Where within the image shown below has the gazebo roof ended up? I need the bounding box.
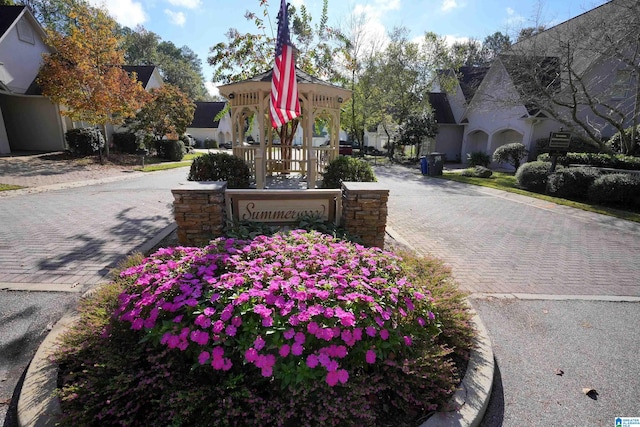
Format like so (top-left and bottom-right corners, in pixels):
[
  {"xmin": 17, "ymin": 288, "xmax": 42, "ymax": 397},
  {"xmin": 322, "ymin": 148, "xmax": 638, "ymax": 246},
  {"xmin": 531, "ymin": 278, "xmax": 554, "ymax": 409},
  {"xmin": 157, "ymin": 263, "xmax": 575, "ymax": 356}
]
[{"xmin": 218, "ymin": 68, "xmax": 351, "ymax": 101}]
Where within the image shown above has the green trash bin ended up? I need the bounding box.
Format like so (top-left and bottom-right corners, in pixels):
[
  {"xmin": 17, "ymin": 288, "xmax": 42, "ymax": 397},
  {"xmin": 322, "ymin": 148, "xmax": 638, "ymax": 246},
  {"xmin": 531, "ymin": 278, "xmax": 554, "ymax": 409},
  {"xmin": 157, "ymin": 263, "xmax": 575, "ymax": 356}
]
[{"xmin": 426, "ymin": 152, "xmax": 445, "ymax": 176}]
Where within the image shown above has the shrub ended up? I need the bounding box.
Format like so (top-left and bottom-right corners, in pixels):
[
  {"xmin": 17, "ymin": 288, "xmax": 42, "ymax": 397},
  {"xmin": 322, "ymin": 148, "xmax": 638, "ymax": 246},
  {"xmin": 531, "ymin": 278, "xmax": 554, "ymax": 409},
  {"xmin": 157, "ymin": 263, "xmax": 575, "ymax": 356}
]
[
  {"xmin": 112, "ymin": 132, "xmax": 139, "ymax": 154},
  {"xmin": 203, "ymin": 138, "xmax": 218, "ymax": 149},
  {"xmin": 65, "ymin": 127, "xmax": 105, "ymax": 156},
  {"xmin": 492, "ymin": 143, "xmax": 528, "ymax": 170},
  {"xmin": 537, "ymin": 152, "xmax": 640, "ymax": 170},
  {"xmin": 321, "ymin": 156, "xmax": 376, "ymax": 189},
  {"xmin": 546, "ymin": 167, "xmax": 601, "ymax": 200},
  {"xmin": 535, "ymin": 134, "xmax": 601, "ymax": 154},
  {"xmin": 515, "ymin": 161, "xmax": 557, "ymax": 193},
  {"xmin": 606, "ymin": 125, "xmax": 640, "ymax": 155},
  {"xmin": 55, "ymin": 231, "xmax": 474, "ymax": 426},
  {"xmin": 588, "ymin": 173, "xmax": 640, "ymax": 208},
  {"xmin": 155, "ymin": 139, "xmax": 185, "ymax": 161},
  {"xmin": 460, "ymin": 166, "xmax": 493, "ymax": 178},
  {"xmin": 188, "ymin": 152, "xmax": 251, "ymax": 188},
  {"xmin": 466, "ymin": 151, "xmax": 491, "ymax": 167}
]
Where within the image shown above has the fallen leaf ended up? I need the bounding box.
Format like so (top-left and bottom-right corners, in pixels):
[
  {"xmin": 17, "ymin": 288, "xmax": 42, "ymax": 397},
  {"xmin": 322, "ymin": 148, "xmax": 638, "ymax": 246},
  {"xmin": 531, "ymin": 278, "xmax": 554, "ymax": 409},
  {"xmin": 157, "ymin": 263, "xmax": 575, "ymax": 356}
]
[
  {"xmin": 582, "ymin": 388, "xmax": 598, "ymax": 400},
  {"xmin": 554, "ymin": 369, "xmax": 564, "ymax": 376}
]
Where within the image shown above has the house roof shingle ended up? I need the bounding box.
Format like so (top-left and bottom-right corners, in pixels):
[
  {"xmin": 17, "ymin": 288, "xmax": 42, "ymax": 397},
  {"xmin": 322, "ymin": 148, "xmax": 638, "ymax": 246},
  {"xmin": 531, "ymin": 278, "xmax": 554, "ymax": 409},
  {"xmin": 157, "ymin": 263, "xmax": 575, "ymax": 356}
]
[
  {"xmin": 122, "ymin": 65, "xmax": 157, "ymax": 89},
  {"xmin": 428, "ymin": 92, "xmax": 456, "ymax": 124},
  {"xmin": 0, "ymin": 6, "xmax": 25, "ymax": 40},
  {"xmin": 458, "ymin": 66, "xmax": 490, "ymax": 102},
  {"xmin": 189, "ymin": 102, "xmax": 226, "ymax": 128}
]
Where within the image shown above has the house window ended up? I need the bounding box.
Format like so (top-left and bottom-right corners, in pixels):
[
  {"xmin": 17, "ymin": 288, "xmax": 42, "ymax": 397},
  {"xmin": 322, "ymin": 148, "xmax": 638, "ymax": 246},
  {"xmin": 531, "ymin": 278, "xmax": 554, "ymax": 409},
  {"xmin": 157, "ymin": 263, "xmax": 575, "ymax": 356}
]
[
  {"xmin": 611, "ymin": 70, "xmax": 631, "ymax": 100},
  {"xmin": 17, "ymin": 18, "xmax": 35, "ymax": 45}
]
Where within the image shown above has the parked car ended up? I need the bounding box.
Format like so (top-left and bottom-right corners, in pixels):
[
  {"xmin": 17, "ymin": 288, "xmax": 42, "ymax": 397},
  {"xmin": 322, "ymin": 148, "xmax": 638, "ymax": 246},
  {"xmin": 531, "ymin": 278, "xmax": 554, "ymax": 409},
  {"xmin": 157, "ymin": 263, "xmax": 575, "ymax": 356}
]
[
  {"xmin": 220, "ymin": 141, "xmax": 232, "ymax": 149},
  {"xmin": 183, "ymin": 134, "xmax": 196, "ymax": 148},
  {"xmin": 363, "ymin": 146, "xmax": 384, "ymax": 156},
  {"xmin": 339, "ymin": 140, "xmax": 353, "ymax": 156}
]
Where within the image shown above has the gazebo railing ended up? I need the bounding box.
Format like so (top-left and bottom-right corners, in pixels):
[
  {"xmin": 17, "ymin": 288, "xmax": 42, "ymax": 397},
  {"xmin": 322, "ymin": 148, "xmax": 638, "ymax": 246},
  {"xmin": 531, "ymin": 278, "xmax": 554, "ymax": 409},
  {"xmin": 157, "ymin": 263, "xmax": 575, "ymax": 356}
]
[{"xmin": 233, "ymin": 146, "xmax": 256, "ymax": 177}]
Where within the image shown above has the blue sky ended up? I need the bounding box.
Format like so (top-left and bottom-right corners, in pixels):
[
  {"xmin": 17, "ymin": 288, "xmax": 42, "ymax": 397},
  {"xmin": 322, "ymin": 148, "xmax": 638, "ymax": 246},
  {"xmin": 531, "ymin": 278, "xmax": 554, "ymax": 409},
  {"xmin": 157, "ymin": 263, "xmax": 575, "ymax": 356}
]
[{"xmin": 87, "ymin": 0, "xmax": 608, "ymax": 96}]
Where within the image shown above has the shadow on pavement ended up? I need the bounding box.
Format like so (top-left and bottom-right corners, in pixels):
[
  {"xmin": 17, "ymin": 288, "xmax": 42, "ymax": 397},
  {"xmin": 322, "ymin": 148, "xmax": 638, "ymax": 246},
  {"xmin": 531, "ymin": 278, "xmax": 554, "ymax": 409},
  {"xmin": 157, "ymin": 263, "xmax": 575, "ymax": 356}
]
[{"xmin": 480, "ymin": 359, "xmax": 505, "ymax": 427}]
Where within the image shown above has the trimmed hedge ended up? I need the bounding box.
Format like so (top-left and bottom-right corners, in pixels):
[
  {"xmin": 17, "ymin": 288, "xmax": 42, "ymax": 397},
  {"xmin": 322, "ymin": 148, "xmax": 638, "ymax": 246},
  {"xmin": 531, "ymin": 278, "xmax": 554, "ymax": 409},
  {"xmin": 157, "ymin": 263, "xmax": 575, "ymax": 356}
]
[
  {"xmin": 546, "ymin": 167, "xmax": 601, "ymax": 200},
  {"xmin": 606, "ymin": 125, "xmax": 640, "ymax": 155},
  {"xmin": 492, "ymin": 143, "xmax": 528, "ymax": 170},
  {"xmin": 466, "ymin": 151, "xmax": 491, "ymax": 167},
  {"xmin": 112, "ymin": 132, "xmax": 139, "ymax": 154},
  {"xmin": 203, "ymin": 138, "xmax": 218, "ymax": 149},
  {"xmin": 537, "ymin": 152, "xmax": 640, "ymax": 170},
  {"xmin": 155, "ymin": 139, "xmax": 186, "ymax": 161},
  {"xmin": 65, "ymin": 127, "xmax": 105, "ymax": 156},
  {"xmin": 188, "ymin": 152, "xmax": 251, "ymax": 188},
  {"xmin": 588, "ymin": 173, "xmax": 640, "ymax": 208},
  {"xmin": 461, "ymin": 166, "xmax": 493, "ymax": 178},
  {"xmin": 321, "ymin": 156, "xmax": 377, "ymax": 189},
  {"xmin": 515, "ymin": 161, "xmax": 557, "ymax": 192}
]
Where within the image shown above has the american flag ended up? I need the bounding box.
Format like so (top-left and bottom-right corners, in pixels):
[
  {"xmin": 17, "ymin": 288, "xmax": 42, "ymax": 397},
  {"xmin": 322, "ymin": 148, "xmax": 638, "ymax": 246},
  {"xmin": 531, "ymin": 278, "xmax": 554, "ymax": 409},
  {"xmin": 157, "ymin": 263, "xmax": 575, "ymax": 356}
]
[{"xmin": 270, "ymin": 0, "xmax": 300, "ymax": 129}]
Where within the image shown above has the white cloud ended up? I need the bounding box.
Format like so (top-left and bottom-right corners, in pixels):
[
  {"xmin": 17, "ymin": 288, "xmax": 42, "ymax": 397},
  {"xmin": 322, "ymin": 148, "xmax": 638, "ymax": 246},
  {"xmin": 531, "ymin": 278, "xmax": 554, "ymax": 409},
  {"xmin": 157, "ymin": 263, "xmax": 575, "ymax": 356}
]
[
  {"xmin": 167, "ymin": 0, "xmax": 201, "ymax": 9},
  {"xmin": 443, "ymin": 34, "xmax": 470, "ymax": 46},
  {"xmin": 441, "ymin": 0, "xmax": 459, "ymax": 12},
  {"xmin": 87, "ymin": 0, "xmax": 147, "ymax": 27},
  {"xmin": 165, "ymin": 9, "xmax": 186, "ymax": 26},
  {"xmin": 289, "ymin": 0, "xmax": 305, "ymax": 8},
  {"xmin": 506, "ymin": 7, "xmax": 526, "ymax": 25},
  {"xmin": 205, "ymin": 82, "xmax": 220, "ymax": 98}
]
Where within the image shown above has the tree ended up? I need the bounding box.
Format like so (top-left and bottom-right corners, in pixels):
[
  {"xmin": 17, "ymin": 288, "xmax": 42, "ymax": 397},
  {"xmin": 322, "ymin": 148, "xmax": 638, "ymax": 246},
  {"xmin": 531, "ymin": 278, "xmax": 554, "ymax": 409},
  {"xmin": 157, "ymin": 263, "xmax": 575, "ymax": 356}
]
[
  {"xmin": 22, "ymin": 0, "xmax": 89, "ymax": 34},
  {"xmin": 492, "ymin": 142, "xmax": 528, "ymax": 170},
  {"xmin": 449, "ymin": 39, "xmax": 484, "ymax": 67},
  {"xmin": 120, "ymin": 27, "xmax": 208, "ymax": 100},
  {"xmin": 398, "ymin": 112, "xmax": 438, "ymax": 161},
  {"xmin": 363, "ymin": 29, "xmax": 450, "ymax": 159},
  {"xmin": 506, "ymin": 0, "xmax": 640, "ymax": 154},
  {"xmin": 208, "ymin": 0, "xmax": 345, "ymax": 84},
  {"xmin": 127, "ymin": 84, "xmax": 196, "ymax": 142},
  {"xmin": 37, "ymin": 2, "xmax": 149, "ymax": 157},
  {"xmin": 481, "ymin": 31, "xmax": 511, "ymax": 62}
]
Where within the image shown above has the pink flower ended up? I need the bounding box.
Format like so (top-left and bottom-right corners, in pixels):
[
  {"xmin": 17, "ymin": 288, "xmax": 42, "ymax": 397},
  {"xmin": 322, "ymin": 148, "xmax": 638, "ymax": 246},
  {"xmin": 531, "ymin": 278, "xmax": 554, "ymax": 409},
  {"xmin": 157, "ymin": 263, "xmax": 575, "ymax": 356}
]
[
  {"xmin": 284, "ymin": 328, "xmax": 295, "ymax": 340},
  {"xmin": 225, "ymin": 325, "xmax": 237, "ymax": 337},
  {"xmin": 366, "ymin": 350, "xmax": 376, "ymax": 364},
  {"xmin": 231, "ymin": 316, "xmax": 243, "ymax": 327},
  {"xmin": 261, "ymin": 317, "xmax": 273, "ymax": 327},
  {"xmin": 245, "ymin": 347, "xmax": 258, "ymax": 363},
  {"xmin": 294, "ymin": 332, "xmax": 306, "ymax": 344},
  {"xmin": 326, "ymin": 371, "xmax": 339, "ymax": 386},
  {"xmin": 254, "ymin": 336, "xmax": 266, "ymax": 351},
  {"xmin": 198, "ymin": 351, "xmax": 210, "ymax": 365},
  {"xmin": 337, "ymin": 369, "xmax": 349, "ymax": 384},
  {"xmin": 212, "ymin": 320, "xmax": 224, "ymax": 334},
  {"xmin": 365, "ymin": 326, "xmax": 377, "ymax": 337},
  {"xmin": 307, "ymin": 321, "xmax": 319, "ymax": 334},
  {"xmin": 306, "ymin": 354, "xmax": 319, "ymax": 368},
  {"xmin": 261, "ymin": 366, "xmax": 273, "ymax": 377},
  {"xmin": 417, "ymin": 317, "xmax": 426, "ymax": 327},
  {"xmin": 279, "ymin": 344, "xmax": 291, "ymax": 357},
  {"xmin": 404, "ymin": 335, "xmax": 412, "ymax": 346},
  {"xmin": 428, "ymin": 311, "xmax": 436, "ymax": 320},
  {"xmin": 291, "ymin": 342, "xmax": 304, "ymax": 356},
  {"xmin": 379, "ymin": 329, "xmax": 389, "ymax": 340}
]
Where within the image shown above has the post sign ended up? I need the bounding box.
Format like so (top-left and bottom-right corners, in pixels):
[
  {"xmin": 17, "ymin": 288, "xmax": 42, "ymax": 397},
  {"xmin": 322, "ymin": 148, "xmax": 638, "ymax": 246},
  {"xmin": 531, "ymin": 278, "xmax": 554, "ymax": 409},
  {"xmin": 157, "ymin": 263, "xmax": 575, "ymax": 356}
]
[
  {"xmin": 548, "ymin": 131, "xmax": 571, "ymax": 156},
  {"xmin": 225, "ymin": 189, "xmax": 341, "ymax": 225}
]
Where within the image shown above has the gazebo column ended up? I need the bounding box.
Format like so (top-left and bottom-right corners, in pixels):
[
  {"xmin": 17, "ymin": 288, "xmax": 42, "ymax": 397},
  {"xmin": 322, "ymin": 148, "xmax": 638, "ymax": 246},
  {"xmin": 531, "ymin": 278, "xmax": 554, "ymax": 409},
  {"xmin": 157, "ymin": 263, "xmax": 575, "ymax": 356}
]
[
  {"xmin": 303, "ymin": 93, "xmax": 316, "ymax": 189},
  {"xmin": 256, "ymin": 91, "xmax": 267, "ymax": 189}
]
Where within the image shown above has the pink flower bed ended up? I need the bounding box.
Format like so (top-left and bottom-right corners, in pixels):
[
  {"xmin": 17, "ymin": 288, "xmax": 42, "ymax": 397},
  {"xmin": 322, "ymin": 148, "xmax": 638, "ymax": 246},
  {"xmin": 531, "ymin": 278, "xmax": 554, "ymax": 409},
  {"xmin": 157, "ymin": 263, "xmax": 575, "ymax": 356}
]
[{"xmin": 116, "ymin": 230, "xmax": 439, "ymax": 388}]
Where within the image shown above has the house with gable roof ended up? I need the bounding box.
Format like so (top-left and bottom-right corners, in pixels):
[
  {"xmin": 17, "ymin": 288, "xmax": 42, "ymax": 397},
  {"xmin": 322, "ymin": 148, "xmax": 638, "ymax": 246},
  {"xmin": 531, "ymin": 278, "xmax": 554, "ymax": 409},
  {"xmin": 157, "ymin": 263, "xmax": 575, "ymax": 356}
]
[
  {"xmin": 429, "ymin": 0, "xmax": 638, "ymax": 167},
  {"xmin": 0, "ymin": 5, "xmax": 64, "ymax": 154},
  {"xmin": 186, "ymin": 101, "xmax": 232, "ymax": 146}
]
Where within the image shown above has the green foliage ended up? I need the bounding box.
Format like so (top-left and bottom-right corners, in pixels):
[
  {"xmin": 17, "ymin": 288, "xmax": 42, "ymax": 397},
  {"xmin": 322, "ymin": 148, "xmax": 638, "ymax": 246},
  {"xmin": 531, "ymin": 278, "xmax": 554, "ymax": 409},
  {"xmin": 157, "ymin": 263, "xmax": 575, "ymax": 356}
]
[
  {"xmin": 606, "ymin": 124, "xmax": 640, "ymax": 155},
  {"xmin": 535, "ymin": 134, "xmax": 601, "ymax": 155},
  {"xmin": 466, "ymin": 151, "xmax": 491, "ymax": 167},
  {"xmin": 154, "ymin": 139, "xmax": 185, "ymax": 161},
  {"xmin": 321, "ymin": 156, "xmax": 377, "ymax": 189},
  {"xmin": 128, "ymin": 84, "xmax": 196, "ymax": 141},
  {"xmin": 546, "ymin": 167, "xmax": 601, "ymax": 200},
  {"xmin": 515, "ymin": 161, "xmax": 556, "ymax": 192},
  {"xmin": 203, "ymin": 138, "xmax": 218, "ymax": 149},
  {"xmin": 398, "ymin": 112, "xmax": 438, "ymax": 147},
  {"xmin": 460, "ymin": 166, "xmax": 493, "ymax": 178},
  {"xmin": 187, "ymin": 152, "xmax": 251, "ymax": 188},
  {"xmin": 65, "ymin": 127, "xmax": 105, "ymax": 156},
  {"xmin": 537, "ymin": 152, "xmax": 640, "ymax": 170},
  {"xmin": 112, "ymin": 132, "xmax": 139, "ymax": 154},
  {"xmin": 492, "ymin": 143, "xmax": 528, "ymax": 170},
  {"xmin": 225, "ymin": 215, "xmax": 361, "ymax": 244},
  {"xmin": 588, "ymin": 173, "xmax": 640, "ymax": 208}
]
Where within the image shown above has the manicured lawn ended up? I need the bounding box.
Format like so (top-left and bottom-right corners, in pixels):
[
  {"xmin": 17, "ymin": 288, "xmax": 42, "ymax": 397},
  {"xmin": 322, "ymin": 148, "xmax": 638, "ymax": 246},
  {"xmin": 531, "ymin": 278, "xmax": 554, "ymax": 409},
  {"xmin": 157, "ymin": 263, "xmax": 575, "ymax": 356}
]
[
  {"xmin": 140, "ymin": 151, "xmax": 204, "ymax": 172},
  {"xmin": 439, "ymin": 171, "xmax": 640, "ymax": 223}
]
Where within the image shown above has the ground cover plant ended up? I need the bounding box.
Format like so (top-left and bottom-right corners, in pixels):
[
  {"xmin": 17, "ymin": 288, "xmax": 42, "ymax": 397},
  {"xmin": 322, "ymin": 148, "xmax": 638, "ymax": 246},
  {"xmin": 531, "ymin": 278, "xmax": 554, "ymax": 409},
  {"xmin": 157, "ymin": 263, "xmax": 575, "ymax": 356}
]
[{"xmin": 54, "ymin": 230, "xmax": 475, "ymax": 426}]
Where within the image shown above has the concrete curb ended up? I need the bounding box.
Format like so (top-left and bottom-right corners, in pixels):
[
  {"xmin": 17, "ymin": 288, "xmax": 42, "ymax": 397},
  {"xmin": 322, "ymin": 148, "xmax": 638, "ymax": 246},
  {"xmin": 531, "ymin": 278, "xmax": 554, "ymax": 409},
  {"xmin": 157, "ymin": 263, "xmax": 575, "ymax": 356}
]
[{"xmin": 387, "ymin": 225, "xmax": 495, "ymax": 427}]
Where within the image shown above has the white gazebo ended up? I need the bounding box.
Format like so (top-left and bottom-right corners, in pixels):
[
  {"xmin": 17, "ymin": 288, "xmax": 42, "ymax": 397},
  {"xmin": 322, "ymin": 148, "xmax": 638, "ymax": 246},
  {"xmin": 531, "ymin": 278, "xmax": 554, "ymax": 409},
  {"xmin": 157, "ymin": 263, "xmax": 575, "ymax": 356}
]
[{"xmin": 218, "ymin": 68, "xmax": 352, "ymax": 189}]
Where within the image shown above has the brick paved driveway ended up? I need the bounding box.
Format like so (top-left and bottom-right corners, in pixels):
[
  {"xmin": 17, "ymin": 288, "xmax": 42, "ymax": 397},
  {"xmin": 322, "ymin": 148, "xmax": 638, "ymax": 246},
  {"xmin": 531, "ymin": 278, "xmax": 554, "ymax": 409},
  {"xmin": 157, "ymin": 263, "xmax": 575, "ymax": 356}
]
[{"xmin": 375, "ymin": 164, "xmax": 640, "ymax": 297}]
